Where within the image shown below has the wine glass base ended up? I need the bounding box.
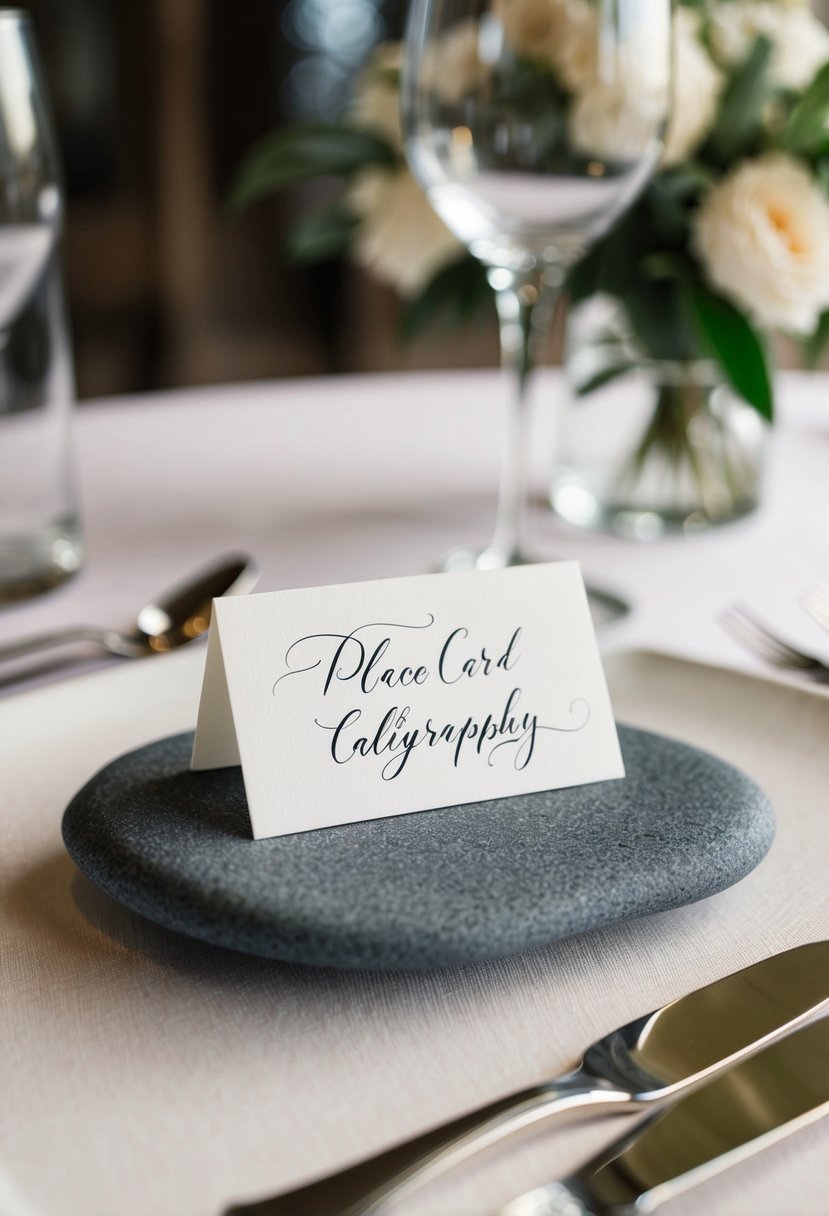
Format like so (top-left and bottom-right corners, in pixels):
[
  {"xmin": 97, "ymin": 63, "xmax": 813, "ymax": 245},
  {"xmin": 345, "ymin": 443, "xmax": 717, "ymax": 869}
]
[
  {"xmin": 441, "ymin": 544, "xmax": 529, "ymax": 572},
  {"xmin": 439, "ymin": 544, "xmax": 630, "ymax": 627}
]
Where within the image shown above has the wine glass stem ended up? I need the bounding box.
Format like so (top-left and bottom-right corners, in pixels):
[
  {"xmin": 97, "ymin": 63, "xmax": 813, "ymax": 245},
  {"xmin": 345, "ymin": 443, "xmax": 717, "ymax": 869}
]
[{"xmin": 487, "ymin": 266, "xmax": 563, "ymax": 562}]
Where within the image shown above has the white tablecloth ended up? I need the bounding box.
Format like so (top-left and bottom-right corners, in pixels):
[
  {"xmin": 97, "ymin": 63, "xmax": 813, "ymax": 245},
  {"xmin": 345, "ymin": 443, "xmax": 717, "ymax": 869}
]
[
  {"xmin": 2, "ymin": 368, "xmax": 827, "ymax": 682},
  {"xmin": 1, "ymin": 369, "xmax": 828, "ymax": 1216}
]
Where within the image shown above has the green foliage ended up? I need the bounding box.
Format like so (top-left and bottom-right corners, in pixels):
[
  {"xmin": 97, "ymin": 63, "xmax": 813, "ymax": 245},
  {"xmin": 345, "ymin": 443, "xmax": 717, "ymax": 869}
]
[
  {"xmin": 684, "ymin": 278, "xmax": 774, "ymax": 419},
  {"xmin": 400, "ymin": 256, "xmax": 491, "ymax": 342},
  {"xmin": 815, "ymin": 157, "xmax": 829, "ymax": 194},
  {"xmin": 705, "ymin": 36, "xmax": 773, "ymax": 164},
  {"xmin": 567, "ymin": 29, "xmax": 783, "ymax": 423},
  {"xmin": 283, "ymin": 203, "xmax": 359, "ymax": 263},
  {"xmin": 625, "ymin": 278, "xmax": 695, "ymax": 365},
  {"xmin": 780, "ymin": 61, "xmax": 829, "ymax": 155},
  {"xmin": 802, "ymin": 309, "xmax": 829, "ymax": 368},
  {"xmin": 228, "ymin": 12, "xmax": 825, "ymax": 399},
  {"xmin": 228, "ymin": 124, "xmax": 396, "ymax": 211},
  {"xmin": 577, "ymin": 236, "xmax": 774, "ymax": 418},
  {"xmin": 647, "ymin": 164, "xmax": 716, "ymax": 242},
  {"xmin": 573, "ymin": 360, "xmax": 638, "ymax": 396},
  {"xmin": 569, "ymin": 203, "xmax": 696, "ymax": 365}
]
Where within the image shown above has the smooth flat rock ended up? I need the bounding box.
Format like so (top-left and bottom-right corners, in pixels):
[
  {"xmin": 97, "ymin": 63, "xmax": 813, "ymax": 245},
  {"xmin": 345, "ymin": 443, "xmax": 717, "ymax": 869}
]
[{"xmin": 61, "ymin": 726, "xmax": 774, "ymax": 970}]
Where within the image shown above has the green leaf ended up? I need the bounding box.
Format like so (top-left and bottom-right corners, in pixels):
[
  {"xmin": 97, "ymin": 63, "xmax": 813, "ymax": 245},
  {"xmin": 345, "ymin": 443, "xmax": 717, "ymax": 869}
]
[
  {"xmin": 802, "ymin": 308, "xmax": 829, "ymax": 368},
  {"xmin": 568, "ymin": 200, "xmax": 646, "ymax": 304},
  {"xmin": 646, "ymin": 165, "xmax": 715, "ymax": 243},
  {"xmin": 639, "ymin": 251, "xmax": 691, "ymax": 281},
  {"xmin": 400, "ymin": 256, "xmax": 491, "ymax": 342},
  {"xmin": 652, "ymin": 163, "xmax": 716, "ymax": 201},
  {"xmin": 780, "ymin": 60, "xmax": 829, "ymax": 154},
  {"xmin": 283, "ymin": 202, "xmax": 358, "ymax": 263},
  {"xmin": 815, "ymin": 157, "xmax": 829, "ymax": 193},
  {"xmin": 569, "ymin": 218, "xmax": 697, "ymax": 363},
  {"xmin": 228, "ymin": 124, "xmax": 397, "ymax": 211},
  {"xmin": 574, "ymin": 360, "xmax": 637, "ymax": 396},
  {"xmin": 707, "ymin": 36, "xmax": 773, "ymax": 163},
  {"xmin": 596, "ymin": 207, "xmax": 650, "ymax": 298},
  {"xmin": 566, "ymin": 246, "xmax": 603, "ymax": 305},
  {"xmin": 684, "ymin": 279, "xmax": 774, "ymax": 420},
  {"xmin": 625, "ymin": 278, "xmax": 695, "ymax": 363}
]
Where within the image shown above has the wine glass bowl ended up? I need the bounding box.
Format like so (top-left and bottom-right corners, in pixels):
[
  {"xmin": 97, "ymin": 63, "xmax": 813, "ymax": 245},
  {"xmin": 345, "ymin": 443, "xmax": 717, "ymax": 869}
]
[
  {"xmin": 405, "ymin": 6, "xmax": 668, "ymax": 266},
  {"xmin": 401, "ymin": 0, "xmax": 671, "ymax": 590}
]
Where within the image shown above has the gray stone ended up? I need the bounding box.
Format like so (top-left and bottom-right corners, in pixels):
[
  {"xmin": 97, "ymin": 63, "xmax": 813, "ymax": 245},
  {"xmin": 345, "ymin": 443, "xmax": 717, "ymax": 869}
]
[{"xmin": 61, "ymin": 726, "xmax": 775, "ymax": 970}]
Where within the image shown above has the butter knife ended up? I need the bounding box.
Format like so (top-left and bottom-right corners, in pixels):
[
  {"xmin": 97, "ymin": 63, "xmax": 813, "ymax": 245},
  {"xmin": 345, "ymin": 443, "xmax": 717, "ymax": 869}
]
[
  {"xmin": 499, "ymin": 1012, "xmax": 829, "ymax": 1215},
  {"xmin": 225, "ymin": 941, "xmax": 829, "ymax": 1216}
]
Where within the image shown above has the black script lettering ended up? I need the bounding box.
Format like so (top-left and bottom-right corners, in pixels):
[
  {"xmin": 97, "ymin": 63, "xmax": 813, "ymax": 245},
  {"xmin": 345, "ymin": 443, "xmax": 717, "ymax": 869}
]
[
  {"xmin": 497, "ymin": 628, "xmax": 522, "ymax": 671},
  {"xmin": 315, "ymin": 708, "xmax": 363, "ymax": 764},
  {"xmin": 273, "ymin": 616, "xmax": 435, "ymax": 697},
  {"xmin": 324, "ymin": 705, "xmax": 425, "ymax": 781},
  {"xmin": 362, "ymin": 640, "xmax": 431, "ymax": 694},
  {"xmin": 360, "ymin": 637, "xmax": 390, "ymax": 694},
  {"xmin": 438, "ymin": 625, "xmax": 523, "ymax": 684},
  {"xmin": 379, "ymin": 664, "xmax": 428, "ymax": 690},
  {"xmin": 489, "ymin": 696, "xmax": 591, "ymax": 770},
  {"xmin": 438, "ymin": 627, "xmax": 467, "ymax": 684}
]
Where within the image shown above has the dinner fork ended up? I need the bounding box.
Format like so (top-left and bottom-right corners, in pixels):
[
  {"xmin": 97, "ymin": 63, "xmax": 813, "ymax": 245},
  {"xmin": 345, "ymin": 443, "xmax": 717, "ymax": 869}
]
[
  {"xmin": 802, "ymin": 583, "xmax": 829, "ymax": 633},
  {"xmin": 720, "ymin": 603, "xmax": 829, "ymax": 677}
]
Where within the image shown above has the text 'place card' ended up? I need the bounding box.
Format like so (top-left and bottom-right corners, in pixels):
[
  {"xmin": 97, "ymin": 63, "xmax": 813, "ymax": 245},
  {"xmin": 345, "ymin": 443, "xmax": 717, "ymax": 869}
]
[{"xmin": 191, "ymin": 562, "xmax": 624, "ymax": 839}]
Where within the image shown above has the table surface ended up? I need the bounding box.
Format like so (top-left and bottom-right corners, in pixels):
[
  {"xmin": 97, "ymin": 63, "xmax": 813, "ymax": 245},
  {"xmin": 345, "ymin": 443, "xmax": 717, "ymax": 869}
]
[
  {"xmin": 1, "ymin": 368, "xmax": 828, "ymax": 1216},
  {"xmin": 2, "ymin": 367, "xmax": 828, "ymax": 682}
]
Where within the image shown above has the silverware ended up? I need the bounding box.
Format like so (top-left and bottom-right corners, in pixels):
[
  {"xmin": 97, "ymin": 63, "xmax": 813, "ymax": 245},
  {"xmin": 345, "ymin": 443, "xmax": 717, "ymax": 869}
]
[
  {"xmin": 802, "ymin": 583, "xmax": 829, "ymax": 634},
  {"xmin": 0, "ymin": 552, "xmax": 259, "ymax": 664},
  {"xmin": 498, "ymin": 1012, "xmax": 829, "ymax": 1216},
  {"xmin": 720, "ymin": 603, "xmax": 829, "ymax": 677},
  {"xmin": 224, "ymin": 941, "xmax": 829, "ymax": 1216}
]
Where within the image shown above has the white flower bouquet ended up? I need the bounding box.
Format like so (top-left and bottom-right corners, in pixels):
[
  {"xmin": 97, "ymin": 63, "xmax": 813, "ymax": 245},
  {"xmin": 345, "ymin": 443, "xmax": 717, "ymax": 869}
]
[
  {"xmin": 234, "ymin": 0, "xmax": 829, "ymax": 420},
  {"xmin": 568, "ymin": 0, "xmax": 829, "ymax": 421}
]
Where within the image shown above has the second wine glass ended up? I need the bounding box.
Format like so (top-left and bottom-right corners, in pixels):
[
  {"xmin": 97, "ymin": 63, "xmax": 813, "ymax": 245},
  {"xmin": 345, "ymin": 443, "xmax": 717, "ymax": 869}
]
[{"xmin": 401, "ymin": 0, "xmax": 671, "ymax": 603}]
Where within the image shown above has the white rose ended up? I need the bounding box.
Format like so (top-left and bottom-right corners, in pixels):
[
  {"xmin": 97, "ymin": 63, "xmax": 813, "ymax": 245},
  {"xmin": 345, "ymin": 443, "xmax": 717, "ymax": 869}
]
[
  {"xmin": 567, "ymin": 7, "xmax": 670, "ymax": 162},
  {"xmin": 493, "ymin": 0, "xmax": 598, "ymax": 90},
  {"xmin": 493, "ymin": 0, "xmax": 561, "ymax": 59},
  {"xmin": 426, "ymin": 19, "xmax": 485, "ymax": 105},
  {"xmin": 693, "ymin": 152, "xmax": 829, "ymax": 333},
  {"xmin": 347, "ymin": 39, "xmax": 467, "ymax": 296},
  {"xmin": 347, "ymin": 167, "xmax": 462, "ymax": 296},
  {"xmin": 569, "ymin": 84, "xmax": 665, "ymax": 161},
  {"xmin": 709, "ymin": 2, "xmax": 829, "ymax": 90},
  {"xmin": 350, "ymin": 43, "xmax": 403, "ymax": 148},
  {"xmin": 662, "ymin": 9, "xmax": 724, "ymax": 168},
  {"xmin": 550, "ymin": 0, "xmax": 599, "ymax": 91}
]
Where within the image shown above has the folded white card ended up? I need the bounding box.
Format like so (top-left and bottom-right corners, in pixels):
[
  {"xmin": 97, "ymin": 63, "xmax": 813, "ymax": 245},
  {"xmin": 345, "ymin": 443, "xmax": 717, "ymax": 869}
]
[{"xmin": 192, "ymin": 562, "xmax": 624, "ymax": 839}]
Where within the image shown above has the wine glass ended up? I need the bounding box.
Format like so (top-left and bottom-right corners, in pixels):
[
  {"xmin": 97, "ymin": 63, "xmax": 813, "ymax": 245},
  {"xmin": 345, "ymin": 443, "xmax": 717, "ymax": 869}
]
[
  {"xmin": 0, "ymin": 10, "xmax": 82, "ymax": 601},
  {"xmin": 401, "ymin": 0, "xmax": 671, "ymax": 614}
]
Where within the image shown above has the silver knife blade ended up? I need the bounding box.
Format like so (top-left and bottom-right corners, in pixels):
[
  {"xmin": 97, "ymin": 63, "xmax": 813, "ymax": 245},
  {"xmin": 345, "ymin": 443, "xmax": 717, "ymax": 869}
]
[
  {"xmin": 224, "ymin": 942, "xmax": 829, "ymax": 1216},
  {"xmin": 500, "ymin": 1014, "xmax": 829, "ymax": 1216}
]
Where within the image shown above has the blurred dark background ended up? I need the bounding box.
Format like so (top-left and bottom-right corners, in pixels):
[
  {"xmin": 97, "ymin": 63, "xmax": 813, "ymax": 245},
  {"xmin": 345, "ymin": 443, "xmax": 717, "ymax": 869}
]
[{"xmin": 26, "ymin": 0, "xmax": 498, "ymax": 401}]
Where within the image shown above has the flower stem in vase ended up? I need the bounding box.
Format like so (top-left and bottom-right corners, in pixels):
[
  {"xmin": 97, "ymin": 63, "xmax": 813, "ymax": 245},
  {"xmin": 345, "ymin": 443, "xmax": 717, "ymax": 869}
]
[{"xmin": 612, "ymin": 365, "xmax": 766, "ymax": 532}]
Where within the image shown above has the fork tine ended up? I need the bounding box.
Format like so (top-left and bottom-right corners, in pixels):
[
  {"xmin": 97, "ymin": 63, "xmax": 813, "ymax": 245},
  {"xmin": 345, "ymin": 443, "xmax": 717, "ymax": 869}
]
[
  {"xmin": 728, "ymin": 606, "xmax": 815, "ymax": 665},
  {"xmin": 802, "ymin": 583, "xmax": 829, "ymax": 633},
  {"xmin": 721, "ymin": 604, "xmax": 828, "ymax": 672},
  {"xmin": 732, "ymin": 611, "xmax": 824, "ymax": 669}
]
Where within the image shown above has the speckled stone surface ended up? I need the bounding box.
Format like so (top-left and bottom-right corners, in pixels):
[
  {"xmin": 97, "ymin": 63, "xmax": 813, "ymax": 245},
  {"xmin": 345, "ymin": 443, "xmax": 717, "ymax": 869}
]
[{"xmin": 61, "ymin": 726, "xmax": 775, "ymax": 970}]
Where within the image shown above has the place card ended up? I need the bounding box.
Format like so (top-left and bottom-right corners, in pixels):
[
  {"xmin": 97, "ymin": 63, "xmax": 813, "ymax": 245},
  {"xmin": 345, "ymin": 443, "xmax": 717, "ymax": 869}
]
[{"xmin": 191, "ymin": 562, "xmax": 624, "ymax": 839}]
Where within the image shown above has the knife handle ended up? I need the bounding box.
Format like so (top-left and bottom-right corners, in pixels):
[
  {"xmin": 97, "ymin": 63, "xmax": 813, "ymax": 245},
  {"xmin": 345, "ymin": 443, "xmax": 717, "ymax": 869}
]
[{"xmin": 225, "ymin": 1070, "xmax": 630, "ymax": 1216}]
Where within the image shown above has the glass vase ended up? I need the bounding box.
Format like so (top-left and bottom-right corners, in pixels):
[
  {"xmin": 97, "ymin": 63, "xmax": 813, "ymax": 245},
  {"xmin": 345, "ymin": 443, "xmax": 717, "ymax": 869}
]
[{"xmin": 550, "ymin": 299, "xmax": 768, "ymax": 540}]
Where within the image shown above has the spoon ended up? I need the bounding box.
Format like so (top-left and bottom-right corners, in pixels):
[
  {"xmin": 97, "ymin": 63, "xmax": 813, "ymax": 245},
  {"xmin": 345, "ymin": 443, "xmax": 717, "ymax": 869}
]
[{"xmin": 0, "ymin": 553, "xmax": 260, "ymax": 664}]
